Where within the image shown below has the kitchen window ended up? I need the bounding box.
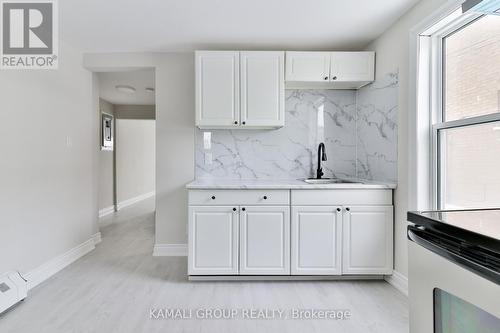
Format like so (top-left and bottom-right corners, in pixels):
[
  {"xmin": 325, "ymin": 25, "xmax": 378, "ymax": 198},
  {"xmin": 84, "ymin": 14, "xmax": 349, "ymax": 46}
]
[{"xmin": 431, "ymin": 14, "xmax": 500, "ymax": 209}]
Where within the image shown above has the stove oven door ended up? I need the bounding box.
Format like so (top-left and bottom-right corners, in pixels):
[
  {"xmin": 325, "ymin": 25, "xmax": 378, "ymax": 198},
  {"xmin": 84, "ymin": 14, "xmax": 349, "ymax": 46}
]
[{"xmin": 408, "ymin": 228, "xmax": 500, "ymax": 333}]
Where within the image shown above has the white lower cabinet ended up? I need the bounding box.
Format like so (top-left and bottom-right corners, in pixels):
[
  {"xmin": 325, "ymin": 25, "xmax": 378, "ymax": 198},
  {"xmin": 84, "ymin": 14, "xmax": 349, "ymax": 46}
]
[
  {"xmin": 342, "ymin": 206, "xmax": 393, "ymax": 275},
  {"xmin": 188, "ymin": 206, "xmax": 239, "ymax": 275},
  {"xmin": 188, "ymin": 189, "xmax": 393, "ymax": 278},
  {"xmin": 291, "ymin": 206, "xmax": 342, "ymax": 275},
  {"xmin": 240, "ymin": 206, "xmax": 290, "ymax": 275}
]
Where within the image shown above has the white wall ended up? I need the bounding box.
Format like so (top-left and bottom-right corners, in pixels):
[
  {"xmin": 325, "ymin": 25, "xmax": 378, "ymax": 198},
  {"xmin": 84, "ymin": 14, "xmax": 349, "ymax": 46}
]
[
  {"xmin": 116, "ymin": 119, "xmax": 156, "ymax": 204},
  {"xmin": 0, "ymin": 41, "xmax": 98, "ymax": 275},
  {"xmin": 365, "ymin": 0, "xmax": 449, "ymax": 278},
  {"xmin": 98, "ymin": 98, "xmax": 115, "ymax": 211},
  {"xmin": 155, "ymin": 54, "xmax": 195, "ymax": 246}
]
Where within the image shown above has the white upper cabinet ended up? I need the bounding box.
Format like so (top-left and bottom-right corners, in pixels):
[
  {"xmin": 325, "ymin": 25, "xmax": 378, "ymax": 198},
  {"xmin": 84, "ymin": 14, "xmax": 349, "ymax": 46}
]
[
  {"xmin": 196, "ymin": 51, "xmax": 240, "ymax": 128},
  {"xmin": 285, "ymin": 51, "xmax": 375, "ymax": 89},
  {"xmin": 196, "ymin": 51, "xmax": 285, "ymax": 129},
  {"xmin": 240, "ymin": 52, "xmax": 285, "ymax": 128},
  {"xmin": 285, "ymin": 52, "xmax": 331, "ymax": 82},
  {"xmin": 330, "ymin": 52, "xmax": 374, "ymax": 82}
]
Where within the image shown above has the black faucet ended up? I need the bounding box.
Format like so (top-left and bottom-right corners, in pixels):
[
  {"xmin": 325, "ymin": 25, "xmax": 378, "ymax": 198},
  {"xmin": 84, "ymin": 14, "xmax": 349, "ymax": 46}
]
[{"xmin": 316, "ymin": 142, "xmax": 327, "ymax": 179}]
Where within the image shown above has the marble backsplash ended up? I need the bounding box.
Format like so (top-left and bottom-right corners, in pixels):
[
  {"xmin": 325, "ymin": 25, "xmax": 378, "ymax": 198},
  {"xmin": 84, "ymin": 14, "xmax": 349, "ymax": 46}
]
[
  {"xmin": 195, "ymin": 71, "xmax": 398, "ymax": 182},
  {"xmin": 356, "ymin": 71, "xmax": 398, "ymax": 182}
]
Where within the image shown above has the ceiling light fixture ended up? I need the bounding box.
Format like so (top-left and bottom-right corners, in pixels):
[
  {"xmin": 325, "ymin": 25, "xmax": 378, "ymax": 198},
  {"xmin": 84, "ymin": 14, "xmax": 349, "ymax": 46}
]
[
  {"xmin": 145, "ymin": 87, "xmax": 155, "ymax": 93},
  {"xmin": 115, "ymin": 85, "xmax": 136, "ymax": 94}
]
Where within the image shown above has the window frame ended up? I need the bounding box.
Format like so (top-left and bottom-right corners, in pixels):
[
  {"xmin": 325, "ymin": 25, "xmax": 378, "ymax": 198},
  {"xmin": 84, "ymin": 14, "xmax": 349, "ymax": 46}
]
[{"xmin": 429, "ymin": 13, "xmax": 500, "ymax": 209}]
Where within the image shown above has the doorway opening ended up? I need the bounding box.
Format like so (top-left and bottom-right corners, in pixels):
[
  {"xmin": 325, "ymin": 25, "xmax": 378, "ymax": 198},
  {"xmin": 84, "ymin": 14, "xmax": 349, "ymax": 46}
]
[{"xmin": 96, "ymin": 68, "xmax": 156, "ymax": 226}]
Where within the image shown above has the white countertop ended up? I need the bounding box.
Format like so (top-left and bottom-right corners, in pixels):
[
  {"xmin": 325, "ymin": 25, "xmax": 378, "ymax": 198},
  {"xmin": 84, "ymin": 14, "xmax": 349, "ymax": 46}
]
[{"xmin": 186, "ymin": 179, "xmax": 397, "ymax": 190}]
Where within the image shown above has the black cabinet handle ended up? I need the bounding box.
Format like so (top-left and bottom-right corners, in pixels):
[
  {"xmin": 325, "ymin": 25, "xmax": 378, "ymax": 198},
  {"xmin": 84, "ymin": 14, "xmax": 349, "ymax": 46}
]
[
  {"xmin": 263, "ymin": 196, "xmax": 267, "ymax": 200},
  {"xmin": 242, "ymin": 207, "xmax": 246, "ymax": 211},
  {"xmin": 234, "ymin": 121, "xmax": 238, "ymax": 125},
  {"xmin": 346, "ymin": 207, "xmax": 350, "ymax": 212},
  {"xmin": 332, "ymin": 76, "xmax": 337, "ymax": 80},
  {"xmin": 233, "ymin": 207, "xmax": 237, "ymax": 212},
  {"xmin": 337, "ymin": 208, "xmax": 341, "ymax": 212},
  {"xmin": 324, "ymin": 76, "xmax": 329, "ymax": 80},
  {"xmin": 211, "ymin": 196, "xmax": 216, "ymax": 200},
  {"xmin": 242, "ymin": 121, "xmax": 246, "ymax": 125}
]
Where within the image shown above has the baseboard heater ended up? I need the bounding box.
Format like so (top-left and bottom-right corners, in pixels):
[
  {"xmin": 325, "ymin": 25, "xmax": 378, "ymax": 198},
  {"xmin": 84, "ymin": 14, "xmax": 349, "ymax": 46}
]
[{"xmin": 0, "ymin": 271, "xmax": 27, "ymax": 314}]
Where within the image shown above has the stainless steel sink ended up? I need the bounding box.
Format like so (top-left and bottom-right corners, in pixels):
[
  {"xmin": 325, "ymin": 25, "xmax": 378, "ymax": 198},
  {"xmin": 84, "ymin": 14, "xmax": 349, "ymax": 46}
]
[{"xmin": 303, "ymin": 178, "xmax": 360, "ymax": 184}]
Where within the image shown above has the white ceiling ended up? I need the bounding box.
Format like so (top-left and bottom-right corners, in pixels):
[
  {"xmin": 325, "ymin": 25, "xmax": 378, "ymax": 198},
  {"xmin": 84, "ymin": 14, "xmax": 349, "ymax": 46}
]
[
  {"xmin": 61, "ymin": 0, "xmax": 420, "ymax": 52},
  {"xmin": 98, "ymin": 69, "xmax": 155, "ymax": 105}
]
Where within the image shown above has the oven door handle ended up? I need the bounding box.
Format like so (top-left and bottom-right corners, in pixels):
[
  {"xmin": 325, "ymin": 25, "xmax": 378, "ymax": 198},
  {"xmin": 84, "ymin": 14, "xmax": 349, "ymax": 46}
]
[{"xmin": 408, "ymin": 227, "xmax": 500, "ymax": 285}]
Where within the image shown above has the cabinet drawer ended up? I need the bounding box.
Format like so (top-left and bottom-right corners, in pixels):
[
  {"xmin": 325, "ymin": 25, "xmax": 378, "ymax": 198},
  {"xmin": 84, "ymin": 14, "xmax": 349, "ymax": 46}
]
[
  {"xmin": 189, "ymin": 190, "xmax": 290, "ymax": 206},
  {"xmin": 291, "ymin": 189, "xmax": 392, "ymax": 206}
]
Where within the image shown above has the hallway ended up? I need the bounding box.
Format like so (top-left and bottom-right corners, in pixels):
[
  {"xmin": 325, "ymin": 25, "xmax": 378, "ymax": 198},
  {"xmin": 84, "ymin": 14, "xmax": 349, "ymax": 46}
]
[{"xmin": 0, "ymin": 198, "xmax": 408, "ymax": 333}]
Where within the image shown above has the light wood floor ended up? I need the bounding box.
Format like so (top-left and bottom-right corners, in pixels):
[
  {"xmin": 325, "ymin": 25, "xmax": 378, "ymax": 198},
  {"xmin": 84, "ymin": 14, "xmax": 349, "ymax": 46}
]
[{"xmin": 0, "ymin": 198, "xmax": 409, "ymax": 333}]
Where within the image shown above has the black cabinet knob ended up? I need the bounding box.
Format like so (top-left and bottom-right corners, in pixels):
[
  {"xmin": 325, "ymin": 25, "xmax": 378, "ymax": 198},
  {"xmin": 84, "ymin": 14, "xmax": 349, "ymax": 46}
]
[
  {"xmin": 346, "ymin": 207, "xmax": 350, "ymax": 212},
  {"xmin": 242, "ymin": 121, "xmax": 246, "ymax": 125},
  {"xmin": 337, "ymin": 208, "xmax": 341, "ymax": 212},
  {"xmin": 211, "ymin": 196, "xmax": 216, "ymax": 200},
  {"xmin": 233, "ymin": 207, "xmax": 237, "ymax": 211},
  {"xmin": 324, "ymin": 76, "xmax": 329, "ymax": 80},
  {"xmin": 263, "ymin": 196, "xmax": 267, "ymax": 200},
  {"xmin": 332, "ymin": 76, "xmax": 337, "ymax": 80},
  {"xmin": 241, "ymin": 207, "xmax": 246, "ymax": 211}
]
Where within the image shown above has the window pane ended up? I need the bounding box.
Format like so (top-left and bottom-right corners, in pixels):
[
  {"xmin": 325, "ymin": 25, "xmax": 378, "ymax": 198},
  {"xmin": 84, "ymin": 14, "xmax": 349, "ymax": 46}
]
[
  {"xmin": 439, "ymin": 121, "xmax": 500, "ymax": 209},
  {"xmin": 444, "ymin": 15, "xmax": 500, "ymax": 121}
]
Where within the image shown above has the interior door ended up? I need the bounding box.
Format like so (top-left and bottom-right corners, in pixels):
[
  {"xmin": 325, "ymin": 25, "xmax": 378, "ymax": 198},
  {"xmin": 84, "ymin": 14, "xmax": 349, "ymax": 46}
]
[
  {"xmin": 188, "ymin": 206, "xmax": 239, "ymax": 275},
  {"xmin": 195, "ymin": 51, "xmax": 240, "ymax": 127},
  {"xmin": 291, "ymin": 206, "xmax": 342, "ymax": 275},
  {"xmin": 285, "ymin": 52, "xmax": 331, "ymax": 82},
  {"xmin": 342, "ymin": 205, "xmax": 393, "ymax": 274},
  {"xmin": 240, "ymin": 51, "xmax": 284, "ymax": 128},
  {"xmin": 239, "ymin": 206, "xmax": 290, "ymax": 275},
  {"xmin": 329, "ymin": 52, "xmax": 375, "ymax": 82}
]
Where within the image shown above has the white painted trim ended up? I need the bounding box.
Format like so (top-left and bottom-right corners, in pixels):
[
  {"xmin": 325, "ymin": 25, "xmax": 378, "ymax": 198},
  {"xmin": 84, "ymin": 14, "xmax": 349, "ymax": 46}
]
[
  {"xmin": 92, "ymin": 232, "xmax": 102, "ymax": 245},
  {"xmin": 407, "ymin": 0, "xmax": 464, "ymax": 211},
  {"xmin": 24, "ymin": 237, "xmax": 96, "ymax": 290},
  {"xmin": 384, "ymin": 270, "xmax": 408, "ymax": 296},
  {"xmin": 98, "ymin": 205, "xmax": 115, "ymax": 218},
  {"xmin": 153, "ymin": 243, "xmax": 188, "ymax": 257},
  {"xmin": 117, "ymin": 191, "xmax": 155, "ymax": 211}
]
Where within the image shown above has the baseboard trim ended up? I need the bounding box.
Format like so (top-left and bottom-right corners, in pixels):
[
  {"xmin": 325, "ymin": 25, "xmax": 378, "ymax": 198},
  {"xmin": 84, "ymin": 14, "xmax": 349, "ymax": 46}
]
[
  {"xmin": 153, "ymin": 243, "xmax": 188, "ymax": 257},
  {"xmin": 117, "ymin": 191, "xmax": 155, "ymax": 211},
  {"xmin": 384, "ymin": 270, "xmax": 408, "ymax": 296},
  {"xmin": 98, "ymin": 206, "xmax": 115, "ymax": 218},
  {"xmin": 92, "ymin": 232, "xmax": 102, "ymax": 245},
  {"xmin": 24, "ymin": 234, "xmax": 101, "ymax": 291}
]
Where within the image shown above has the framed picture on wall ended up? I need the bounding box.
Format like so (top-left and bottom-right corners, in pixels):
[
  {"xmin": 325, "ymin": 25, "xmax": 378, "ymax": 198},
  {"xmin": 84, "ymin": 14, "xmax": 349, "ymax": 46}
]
[{"xmin": 101, "ymin": 112, "xmax": 114, "ymax": 151}]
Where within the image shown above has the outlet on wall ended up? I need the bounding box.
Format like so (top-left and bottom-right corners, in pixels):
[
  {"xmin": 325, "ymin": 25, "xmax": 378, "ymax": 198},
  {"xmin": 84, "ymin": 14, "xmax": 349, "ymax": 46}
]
[{"xmin": 66, "ymin": 136, "xmax": 73, "ymax": 148}]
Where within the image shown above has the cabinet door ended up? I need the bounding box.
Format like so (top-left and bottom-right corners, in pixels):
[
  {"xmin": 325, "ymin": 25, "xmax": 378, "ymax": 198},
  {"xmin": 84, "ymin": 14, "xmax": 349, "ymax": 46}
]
[
  {"xmin": 291, "ymin": 206, "xmax": 342, "ymax": 275},
  {"xmin": 285, "ymin": 52, "xmax": 331, "ymax": 82},
  {"xmin": 240, "ymin": 51, "xmax": 285, "ymax": 128},
  {"xmin": 240, "ymin": 206, "xmax": 290, "ymax": 275},
  {"xmin": 195, "ymin": 51, "xmax": 240, "ymax": 128},
  {"xmin": 188, "ymin": 206, "xmax": 239, "ymax": 275},
  {"xmin": 342, "ymin": 206, "xmax": 393, "ymax": 275},
  {"xmin": 330, "ymin": 52, "xmax": 375, "ymax": 82}
]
